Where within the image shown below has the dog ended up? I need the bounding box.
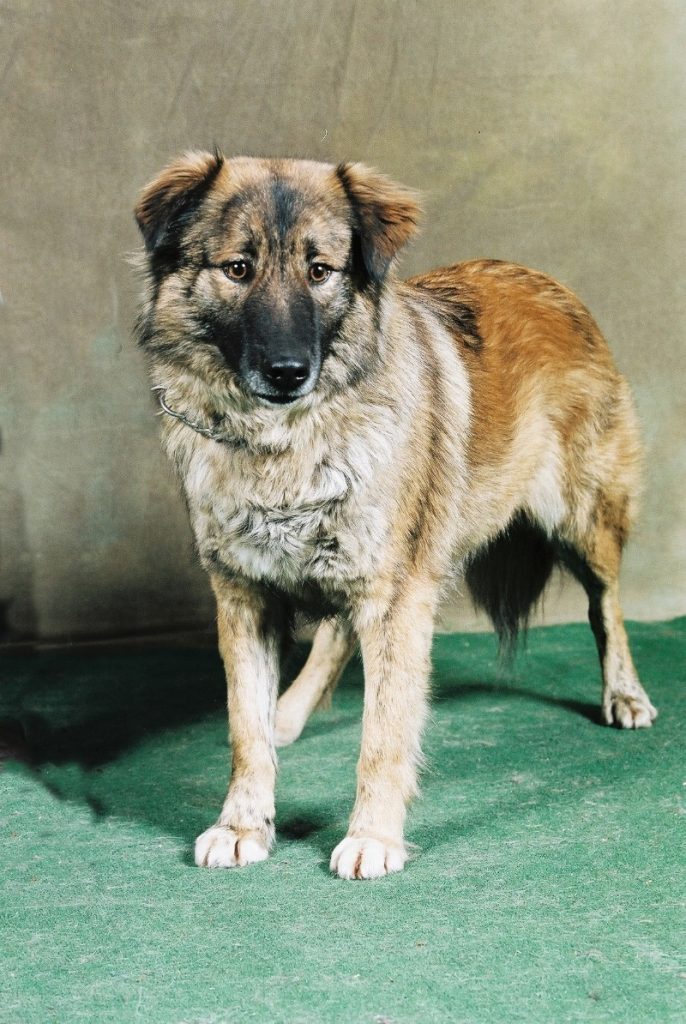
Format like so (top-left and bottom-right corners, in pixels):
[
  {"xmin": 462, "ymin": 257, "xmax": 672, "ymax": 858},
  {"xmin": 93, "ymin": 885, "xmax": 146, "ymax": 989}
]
[{"xmin": 133, "ymin": 151, "xmax": 656, "ymax": 880}]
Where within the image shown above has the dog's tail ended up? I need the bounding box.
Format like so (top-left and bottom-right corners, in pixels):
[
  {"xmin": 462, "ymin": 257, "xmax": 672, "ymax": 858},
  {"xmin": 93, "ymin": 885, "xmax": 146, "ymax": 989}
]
[{"xmin": 464, "ymin": 511, "xmax": 557, "ymax": 661}]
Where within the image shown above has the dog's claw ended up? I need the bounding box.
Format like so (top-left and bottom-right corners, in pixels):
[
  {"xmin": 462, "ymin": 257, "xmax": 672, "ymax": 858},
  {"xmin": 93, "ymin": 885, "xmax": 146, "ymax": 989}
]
[
  {"xmin": 330, "ymin": 836, "xmax": 407, "ymax": 880},
  {"xmin": 603, "ymin": 692, "xmax": 657, "ymax": 729},
  {"xmin": 194, "ymin": 825, "xmax": 269, "ymax": 869}
]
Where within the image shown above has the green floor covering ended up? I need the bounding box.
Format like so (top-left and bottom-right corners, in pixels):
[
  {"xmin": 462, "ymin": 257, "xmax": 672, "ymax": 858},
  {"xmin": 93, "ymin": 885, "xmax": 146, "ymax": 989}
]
[{"xmin": 1, "ymin": 619, "xmax": 685, "ymax": 1023}]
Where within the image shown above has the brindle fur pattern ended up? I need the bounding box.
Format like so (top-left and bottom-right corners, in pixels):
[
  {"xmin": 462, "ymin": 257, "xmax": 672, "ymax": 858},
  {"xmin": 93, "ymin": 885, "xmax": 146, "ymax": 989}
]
[{"xmin": 134, "ymin": 152, "xmax": 656, "ymax": 880}]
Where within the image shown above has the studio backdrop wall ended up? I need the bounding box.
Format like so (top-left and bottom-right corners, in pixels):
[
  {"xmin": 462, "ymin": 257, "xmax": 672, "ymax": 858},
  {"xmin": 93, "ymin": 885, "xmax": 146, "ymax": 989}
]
[{"xmin": 2, "ymin": 0, "xmax": 685, "ymax": 641}]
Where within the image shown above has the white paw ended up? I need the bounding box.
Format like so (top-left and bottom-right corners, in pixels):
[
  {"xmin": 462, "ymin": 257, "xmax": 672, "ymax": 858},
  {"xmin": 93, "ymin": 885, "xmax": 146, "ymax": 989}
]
[
  {"xmin": 330, "ymin": 835, "xmax": 407, "ymax": 880},
  {"xmin": 274, "ymin": 704, "xmax": 306, "ymax": 747},
  {"xmin": 603, "ymin": 692, "xmax": 657, "ymax": 729},
  {"xmin": 194, "ymin": 825, "xmax": 270, "ymax": 869}
]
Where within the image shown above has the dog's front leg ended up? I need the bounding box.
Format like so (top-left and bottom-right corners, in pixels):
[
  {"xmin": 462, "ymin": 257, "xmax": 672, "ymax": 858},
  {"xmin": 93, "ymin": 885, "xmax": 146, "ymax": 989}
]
[
  {"xmin": 194, "ymin": 575, "xmax": 281, "ymax": 869},
  {"xmin": 330, "ymin": 578, "xmax": 438, "ymax": 879}
]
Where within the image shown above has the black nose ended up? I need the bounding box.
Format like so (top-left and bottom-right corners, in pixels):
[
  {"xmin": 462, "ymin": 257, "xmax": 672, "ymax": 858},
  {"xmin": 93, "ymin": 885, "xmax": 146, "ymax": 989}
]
[{"xmin": 264, "ymin": 357, "xmax": 310, "ymax": 393}]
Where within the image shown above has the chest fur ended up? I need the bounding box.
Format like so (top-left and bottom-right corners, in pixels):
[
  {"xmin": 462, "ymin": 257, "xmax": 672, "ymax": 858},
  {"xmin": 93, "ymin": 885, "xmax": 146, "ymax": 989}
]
[{"xmin": 182, "ymin": 437, "xmax": 388, "ymax": 591}]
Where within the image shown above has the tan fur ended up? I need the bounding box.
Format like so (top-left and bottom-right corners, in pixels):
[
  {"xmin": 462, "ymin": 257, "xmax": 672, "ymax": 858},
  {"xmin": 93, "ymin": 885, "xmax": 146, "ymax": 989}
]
[
  {"xmin": 274, "ymin": 618, "xmax": 356, "ymax": 747},
  {"xmin": 134, "ymin": 154, "xmax": 656, "ymax": 880}
]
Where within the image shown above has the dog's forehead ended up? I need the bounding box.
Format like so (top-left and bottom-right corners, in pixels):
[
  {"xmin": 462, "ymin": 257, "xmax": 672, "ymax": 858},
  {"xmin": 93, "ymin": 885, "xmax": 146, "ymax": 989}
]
[{"xmin": 208, "ymin": 158, "xmax": 351, "ymax": 244}]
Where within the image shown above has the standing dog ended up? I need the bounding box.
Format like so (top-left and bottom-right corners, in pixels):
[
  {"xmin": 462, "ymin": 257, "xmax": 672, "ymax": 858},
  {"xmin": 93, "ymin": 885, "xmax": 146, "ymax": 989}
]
[{"xmin": 134, "ymin": 152, "xmax": 656, "ymax": 880}]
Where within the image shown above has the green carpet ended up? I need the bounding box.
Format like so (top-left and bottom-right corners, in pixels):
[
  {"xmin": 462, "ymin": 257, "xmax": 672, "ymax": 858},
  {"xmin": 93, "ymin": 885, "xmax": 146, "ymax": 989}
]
[{"xmin": 1, "ymin": 620, "xmax": 685, "ymax": 1023}]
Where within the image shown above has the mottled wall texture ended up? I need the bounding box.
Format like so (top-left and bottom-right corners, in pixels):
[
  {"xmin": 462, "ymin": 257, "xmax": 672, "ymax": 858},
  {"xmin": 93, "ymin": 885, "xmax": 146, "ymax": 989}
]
[{"xmin": 2, "ymin": 0, "xmax": 685, "ymax": 641}]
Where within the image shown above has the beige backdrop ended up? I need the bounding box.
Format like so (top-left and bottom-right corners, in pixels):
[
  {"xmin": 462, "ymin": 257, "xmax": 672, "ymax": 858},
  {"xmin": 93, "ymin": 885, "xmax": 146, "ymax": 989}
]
[{"xmin": 2, "ymin": 0, "xmax": 685, "ymax": 641}]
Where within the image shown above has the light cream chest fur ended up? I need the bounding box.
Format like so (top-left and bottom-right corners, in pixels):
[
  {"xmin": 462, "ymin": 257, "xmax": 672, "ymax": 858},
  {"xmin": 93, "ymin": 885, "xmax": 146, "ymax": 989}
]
[{"xmin": 176, "ymin": 422, "xmax": 395, "ymax": 592}]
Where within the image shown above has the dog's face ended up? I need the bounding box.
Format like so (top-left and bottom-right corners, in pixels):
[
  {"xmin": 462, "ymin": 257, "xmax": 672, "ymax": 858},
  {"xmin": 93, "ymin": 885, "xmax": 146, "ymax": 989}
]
[{"xmin": 135, "ymin": 153, "xmax": 419, "ymax": 406}]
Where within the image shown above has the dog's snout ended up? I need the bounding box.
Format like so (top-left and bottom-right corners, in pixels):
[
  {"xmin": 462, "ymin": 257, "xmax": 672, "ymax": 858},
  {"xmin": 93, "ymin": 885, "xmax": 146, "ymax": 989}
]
[
  {"xmin": 240, "ymin": 282, "xmax": 321, "ymax": 403},
  {"xmin": 264, "ymin": 357, "xmax": 311, "ymax": 392}
]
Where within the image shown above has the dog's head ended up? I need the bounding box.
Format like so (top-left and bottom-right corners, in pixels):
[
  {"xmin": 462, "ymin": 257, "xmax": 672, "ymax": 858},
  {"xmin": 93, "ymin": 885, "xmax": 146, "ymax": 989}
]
[{"xmin": 134, "ymin": 152, "xmax": 420, "ymax": 406}]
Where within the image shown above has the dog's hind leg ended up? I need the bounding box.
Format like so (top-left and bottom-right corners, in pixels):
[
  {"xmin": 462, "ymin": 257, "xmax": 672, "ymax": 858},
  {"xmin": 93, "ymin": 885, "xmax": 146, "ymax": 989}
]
[
  {"xmin": 558, "ymin": 508, "xmax": 657, "ymax": 729},
  {"xmin": 275, "ymin": 618, "xmax": 356, "ymax": 747}
]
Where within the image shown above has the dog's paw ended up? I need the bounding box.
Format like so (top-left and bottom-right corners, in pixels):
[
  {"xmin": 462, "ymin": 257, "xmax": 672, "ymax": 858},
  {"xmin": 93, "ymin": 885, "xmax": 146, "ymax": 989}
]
[
  {"xmin": 194, "ymin": 825, "xmax": 270, "ymax": 869},
  {"xmin": 329, "ymin": 835, "xmax": 407, "ymax": 880},
  {"xmin": 274, "ymin": 703, "xmax": 306, "ymax": 748},
  {"xmin": 603, "ymin": 692, "xmax": 657, "ymax": 729}
]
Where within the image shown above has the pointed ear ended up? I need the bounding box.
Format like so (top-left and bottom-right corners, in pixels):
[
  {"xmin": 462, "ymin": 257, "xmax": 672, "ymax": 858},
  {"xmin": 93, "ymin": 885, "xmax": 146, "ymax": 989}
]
[
  {"xmin": 134, "ymin": 149, "xmax": 225, "ymax": 254},
  {"xmin": 336, "ymin": 162, "xmax": 421, "ymax": 285}
]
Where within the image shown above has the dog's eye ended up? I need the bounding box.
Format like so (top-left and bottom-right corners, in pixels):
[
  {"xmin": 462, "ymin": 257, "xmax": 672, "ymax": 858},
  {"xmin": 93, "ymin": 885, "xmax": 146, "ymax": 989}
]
[
  {"xmin": 308, "ymin": 262, "xmax": 332, "ymax": 285},
  {"xmin": 223, "ymin": 260, "xmax": 250, "ymax": 282}
]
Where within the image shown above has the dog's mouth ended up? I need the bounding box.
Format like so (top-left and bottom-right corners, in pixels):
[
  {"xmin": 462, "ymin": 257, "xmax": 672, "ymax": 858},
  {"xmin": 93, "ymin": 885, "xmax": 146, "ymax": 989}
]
[
  {"xmin": 245, "ymin": 373, "xmax": 320, "ymax": 408},
  {"xmin": 253, "ymin": 391, "xmax": 304, "ymax": 406}
]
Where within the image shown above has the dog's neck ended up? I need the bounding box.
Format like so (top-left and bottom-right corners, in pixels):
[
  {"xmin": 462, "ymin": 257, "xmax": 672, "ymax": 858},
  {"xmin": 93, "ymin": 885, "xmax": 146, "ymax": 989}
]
[
  {"xmin": 153, "ymin": 386, "xmax": 226, "ymax": 439},
  {"xmin": 150, "ymin": 367, "xmax": 310, "ymax": 454},
  {"xmin": 152, "ymin": 386, "xmax": 249, "ymax": 448}
]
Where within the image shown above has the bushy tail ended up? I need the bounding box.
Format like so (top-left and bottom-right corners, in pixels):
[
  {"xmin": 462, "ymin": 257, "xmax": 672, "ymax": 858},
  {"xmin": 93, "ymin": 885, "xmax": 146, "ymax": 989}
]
[{"xmin": 464, "ymin": 511, "xmax": 557, "ymax": 661}]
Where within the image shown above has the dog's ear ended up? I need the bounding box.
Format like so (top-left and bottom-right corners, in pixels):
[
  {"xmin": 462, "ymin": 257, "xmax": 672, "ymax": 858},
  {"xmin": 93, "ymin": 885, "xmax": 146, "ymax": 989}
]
[
  {"xmin": 336, "ymin": 163, "xmax": 421, "ymax": 285},
  {"xmin": 134, "ymin": 149, "xmax": 225, "ymax": 254}
]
